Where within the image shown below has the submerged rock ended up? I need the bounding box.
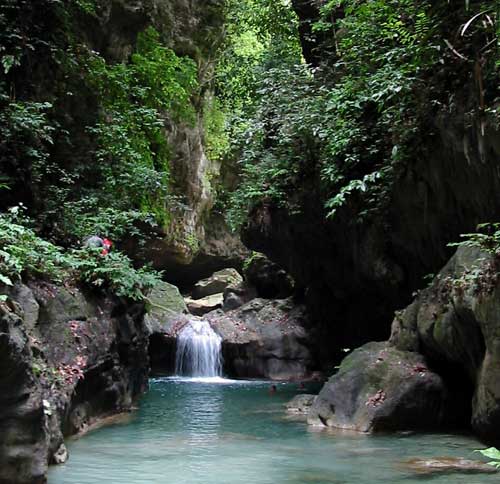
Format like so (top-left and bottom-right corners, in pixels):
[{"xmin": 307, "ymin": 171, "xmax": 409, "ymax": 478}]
[
  {"xmin": 401, "ymin": 457, "xmax": 498, "ymax": 475},
  {"xmin": 286, "ymin": 394, "xmax": 317, "ymax": 415}
]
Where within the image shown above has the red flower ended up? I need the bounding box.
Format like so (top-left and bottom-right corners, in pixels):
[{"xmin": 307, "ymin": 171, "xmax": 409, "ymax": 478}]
[
  {"xmin": 101, "ymin": 248, "xmax": 109, "ymax": 256},
  {"xmin": 102, "ymin": 238, "xmax": 112, "ymax": 248}
]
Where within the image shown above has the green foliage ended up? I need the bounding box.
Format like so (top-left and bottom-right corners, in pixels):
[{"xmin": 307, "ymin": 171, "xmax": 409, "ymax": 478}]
[
  {"xmin": 242, "ymin": 251, "xmax": 262, "ymax": 272},
  {"xmin": 68, "ymin": 248, "xmax": 162, "ymax": 301},
  {"xmin": 0, "ymin": 100, "xmax": 56, "ymax": 187},
  {"xmin": 476, "ymin": 447, "xmax": 500, "ymax": 469},
  {"xmin": 226, "ymin": 0, "xmax": 500, "ymax": 229},
  {"xmin": 219, "ymin": 0, "xmax": 302, "ymax": 114},
  {"xmin": 0, "ymin": 0, "xmax": 200, "ymax": 245},
  {"xmin": 56, "ymin": 201, "xmax": 159, "ymax": 243},
  {"xmin": 0, "ymin": 206, "xmax": 68, "ymax": 284},
  {"xmin": 204, "ymin": 96, "xmax": 230, "ymax": 163},
  {"xmin": 74, "ymin": 0, "xmax": 96, "ymax": 15},
  {"xmin": 216, "ymin": 0, "xmax": 303, "ymax": 228},
  {"xmin": 83, "ymin": 26, "xmax": 198, "ymax": 228},
  {"xmin": 449, "ymin": 223, "xmax": 500, "ymax": 256},
  {"xmin": 0, "ymin": 207, "xmax": 162, "ymax": 301}
]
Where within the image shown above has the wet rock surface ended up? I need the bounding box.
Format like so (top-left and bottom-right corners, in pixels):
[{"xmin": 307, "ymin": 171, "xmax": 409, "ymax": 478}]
[
  {"xmin": 286, "ymin": 394, "xmax": 317, "ymax": 415},
  {"xmin": 401, "ymin": 457, "xmax": 498, "ymax": 475},
  {"xmin": 185, "ymin": 293, "xmax": 224, "ymax": 316}
]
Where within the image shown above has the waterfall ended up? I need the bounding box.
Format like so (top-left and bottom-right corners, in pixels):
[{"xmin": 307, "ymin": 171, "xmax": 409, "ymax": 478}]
[{"xmin": 175, "ymin": 320, "xmax": 223, "ymax": 377}]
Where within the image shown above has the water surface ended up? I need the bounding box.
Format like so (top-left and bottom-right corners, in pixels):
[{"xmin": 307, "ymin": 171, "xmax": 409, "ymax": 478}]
[{"xmin": 50, "ymin": 378, "xmax": 497, "ymax": 484}]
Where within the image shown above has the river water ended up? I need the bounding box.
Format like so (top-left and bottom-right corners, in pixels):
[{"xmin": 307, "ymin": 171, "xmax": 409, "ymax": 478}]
[{"xmin": 49, "ymin": 378, "xmax": 498, "ymax": 484}]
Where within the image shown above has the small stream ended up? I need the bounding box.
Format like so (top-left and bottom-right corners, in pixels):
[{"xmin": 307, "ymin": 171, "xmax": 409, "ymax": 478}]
[{"xmin": 50, "ymin": 378, "xmax": 497, "ymax": 484}]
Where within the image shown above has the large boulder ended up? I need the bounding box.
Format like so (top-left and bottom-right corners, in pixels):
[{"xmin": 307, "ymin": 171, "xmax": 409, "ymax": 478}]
[
  {"xmin": 307, "ymin": 342, "xmax": 457, "ymax": 432},
  {"xmin": 244, "ymin": 253, "xmax": 294, "ymax": 299},
  {"xmin": 310, "ymin": 246, "xmax": 500, "ymax": 441},
  {"xmin": 185, "ymin": 293, "xmax": 224, "ymax": 316},
  {"xmin": 144, "ymin": 281, "xmax": 188, "ymax": 332},
  {"xmin": 222, "ymin": 282, "xmax": 257, "ymax": 311},
  {"xmin": 207, "ymin": 298, "xmax": 314, "ymax": 380},
  {"xmin": 390, "ymin": 246, "xmax": 500, "ymax": 442},
  {"xmin": 192, "ymin": 268, "xmax": 243, "ymax": 300},
  {"xmin": 143, "ymin": 281, "xmax": 188, "ymax": 374}
]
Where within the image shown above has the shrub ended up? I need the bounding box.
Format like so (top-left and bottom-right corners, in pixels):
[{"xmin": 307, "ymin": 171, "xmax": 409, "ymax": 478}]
[{"xmin": 0, "ymin": 207, "xmax": 162, "ymax": 301}]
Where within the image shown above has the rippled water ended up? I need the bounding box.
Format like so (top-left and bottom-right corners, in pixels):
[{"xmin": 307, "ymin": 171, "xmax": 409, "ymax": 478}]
[{"xmin": 50, "ymin": 378, "xmax": 498, "ymax": 484}]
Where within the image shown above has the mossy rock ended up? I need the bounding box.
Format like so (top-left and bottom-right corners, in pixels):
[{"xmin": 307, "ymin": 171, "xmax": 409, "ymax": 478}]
[
  {"xmin": 144, "ymin": 281, "xmax": 188, "ymax": 333},
  {"xmin": 308, "ymin": 342, "xmax": 458, "ymax": 432}
]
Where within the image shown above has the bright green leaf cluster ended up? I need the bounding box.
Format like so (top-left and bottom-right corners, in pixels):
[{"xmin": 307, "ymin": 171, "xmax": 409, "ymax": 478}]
[{"xmin": 0, "ymin": 207, "xmax": 162, "ymax": 301}]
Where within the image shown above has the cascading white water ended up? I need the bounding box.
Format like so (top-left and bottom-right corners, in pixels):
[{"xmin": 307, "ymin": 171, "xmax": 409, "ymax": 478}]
[{"xmin": 175, "ymin": 320, "xmax": 223, "ymax": 377}]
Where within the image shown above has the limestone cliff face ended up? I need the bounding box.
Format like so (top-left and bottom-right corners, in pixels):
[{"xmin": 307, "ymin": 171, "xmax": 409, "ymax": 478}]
[
  {"xmin": 90, "ymin": 0, "xmax": 229, "ymax": 267},
  {"xmin": 2, "ymin": 0, "xmax": 236, "ymax": 275},
  {"xmin": 390, "ymin": 247, "xmax": 500, "ymax": 443},
  {"xmin": 242, "ymin": 1, "xmax": 500, "ymax": 366},
  {"xmin": 0, "ymin": 283, "xmax": 150, "ymax": 484}
]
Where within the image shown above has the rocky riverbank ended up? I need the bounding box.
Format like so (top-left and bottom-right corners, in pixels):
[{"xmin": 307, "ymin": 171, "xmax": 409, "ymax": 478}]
[
  {"xmin": 0, "ymin": 282, "xmax": 150, "ymax": 484},
  {"xmin": 308, "ymin": 246, "xmax": 500, "ymax": 444}
]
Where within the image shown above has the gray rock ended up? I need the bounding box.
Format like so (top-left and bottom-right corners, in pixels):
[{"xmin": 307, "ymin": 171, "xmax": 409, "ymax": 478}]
[
  {"xmin": 207, "ymin": 298, "xmax": 314, "ymax": 380},
  {"xmin": 390, "ymin": 246, "xmax": 500, "ymax": 441},
  {"xmin": 0, "ymin": 305, "xmax": 47, "ymax": 484},
  {"xmin": 186, "ymin": 293, "xmax": 224, "ymax": 316},
  {"xmin": 1, "ymin": 281, "xmax": 150, "ymax": 484},
  {"xmin": 286, "ymin": 394, "xmax": 316, "ymax": 415},
  {"xmin": 244, "ymin": 253, "xmax": 294, "ymax": 299},
  {"xmin": 308, "ymin": 342, "xmax": 454, "ymax": 432},
  {"xmin": 144, "ymin": 281, "xmax": 188, "ymax": 333},
  {"xmin": 192, "ymin": 268, "xmax": 243, "ymax": 300},
  {"xmin": 52, "ymin": 443, "xmax": 68, "ymax": 465},
  {"xmin": 223, "ymin": 282, "xmax": 257, "ymax": 311},
  {"xmin": 401, "ymin": 457, "xmax": 498, "ymax": 475},
  {"xmin": 6, "ymin": 284, "xmax": 39, "ymax": 331},
  {"xmin": 31, "ymin": 283, "xmax": 93, "ymax": 326}
]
